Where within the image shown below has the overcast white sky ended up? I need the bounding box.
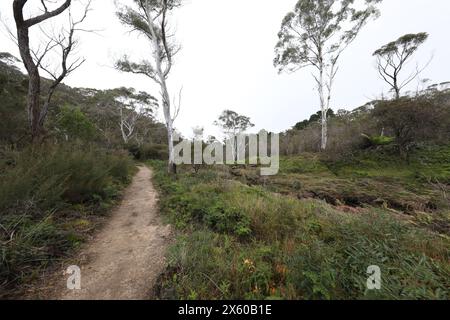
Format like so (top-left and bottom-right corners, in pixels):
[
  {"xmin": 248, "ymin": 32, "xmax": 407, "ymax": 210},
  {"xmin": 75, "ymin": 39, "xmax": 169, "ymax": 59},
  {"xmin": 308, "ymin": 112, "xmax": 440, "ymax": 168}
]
[{"xmin": 1, "ymin": 0, "xmax": 449, "ymax": 138}]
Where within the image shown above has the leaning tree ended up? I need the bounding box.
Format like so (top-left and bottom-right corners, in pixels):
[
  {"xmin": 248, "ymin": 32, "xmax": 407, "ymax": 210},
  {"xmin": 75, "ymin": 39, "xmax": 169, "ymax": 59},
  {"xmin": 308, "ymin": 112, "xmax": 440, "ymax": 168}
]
[
  {"xmin": 373, "ymin": 32, "xmax": 430, "ymax": 99},
  {"xmin": 115, "ymin": 0, "xmax": 182, "ymax": 174},
  {"xmin": 12, "ymin": 0, "xmax": 91, "ymax": 141},
  {"xmin": 274, "ymin": 0, "xmax": 382, "ymax": 150}
]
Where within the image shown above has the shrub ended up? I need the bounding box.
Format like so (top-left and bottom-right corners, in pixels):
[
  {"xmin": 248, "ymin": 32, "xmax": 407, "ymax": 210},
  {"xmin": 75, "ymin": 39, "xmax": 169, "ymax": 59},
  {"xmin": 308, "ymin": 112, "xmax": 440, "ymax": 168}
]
[
  {"xmin": 373, "ymin": 97, "xmax": 450, "ymax": 158},
  {"xmin": 0, "ymin": 213, "xmax": 73, "ymax": 296},
  {"xmin": 161, "ymin": 198, "xmax": 450, "ymax": 300},
  {"xmin": 0, "ymin": 143, "xmax": 134, "ymax": 295},
  {"xmin": 280, "ymin": 154, "xmax": 329, "ymax": 174},
  {"xmin": 0, "ymin": 144, "xmax": 133, "ymax": 208},
  {"xmin": 142, "ymin": 144, "xmax": 169, "ymax": 160},
  {"xmin": 150, "ymin": 162, "xmax": 450, "ymax": 300},
  {"xmin": 128, "ymin": 143, "xmax": 168, "ymax": 161},
  {"xmin": 56, "ymin": 105, "xmax": 97, "ymax": 142},
  {"xmin": 158, "ymin": 180, "xmax": 251, "ymax": 237},
  {"xmin": 362, "ymin": 134, "xmax": 395, "ymax": 147}
]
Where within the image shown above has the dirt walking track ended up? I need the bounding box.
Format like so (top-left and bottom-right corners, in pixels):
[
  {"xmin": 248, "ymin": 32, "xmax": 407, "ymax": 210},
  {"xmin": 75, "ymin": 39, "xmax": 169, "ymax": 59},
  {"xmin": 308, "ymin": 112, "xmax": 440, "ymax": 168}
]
[{"xmin": 49, "ymin": 166, "xmax": 171, "ymax": 300}]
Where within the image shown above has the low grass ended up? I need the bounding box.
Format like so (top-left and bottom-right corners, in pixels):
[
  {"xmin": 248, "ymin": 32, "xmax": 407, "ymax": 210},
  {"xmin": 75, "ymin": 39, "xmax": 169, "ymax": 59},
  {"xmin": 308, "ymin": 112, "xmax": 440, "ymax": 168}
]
[
  {"xmin": 0, "ymin": 143, "xmax": 136, "ymax": 297},
  {"xmin": 149, "ymin": 156, "xmax": 450, "ymax": 300},
  {"xmin": 329, "ymin": 145, "xmax": 450, "ymax": 184},
  {"xmin": 232, "ymin": 146, "xmax": 450, "ymax": 231}
]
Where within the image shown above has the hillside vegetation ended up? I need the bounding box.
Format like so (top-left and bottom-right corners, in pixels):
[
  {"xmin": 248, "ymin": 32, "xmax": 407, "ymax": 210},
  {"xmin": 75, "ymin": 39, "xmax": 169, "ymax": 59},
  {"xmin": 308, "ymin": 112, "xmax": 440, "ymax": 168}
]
[
  {"xmin": 1, "ymin": 0, "xmax": 449, "ymax": 302},
  {"xmin": 0, "ymin": 57, "xmax": 148, "ymax": 297},
  {"xmin": 1, "ymin": 51, "xmax": 449, "ymax": 299},
  {"xmin": 150, "ymin": 146, "xmax": 450, "ymax": 299},
  {"xmin": 149, "ymin": 89, "xmax": 450, "ymax": 300}
]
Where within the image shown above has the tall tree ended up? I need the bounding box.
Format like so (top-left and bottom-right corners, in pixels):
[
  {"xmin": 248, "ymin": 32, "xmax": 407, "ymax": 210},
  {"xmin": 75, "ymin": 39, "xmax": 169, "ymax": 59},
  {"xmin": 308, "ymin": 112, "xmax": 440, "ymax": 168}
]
[
  {"xmin": 274, "ymin": 0, "xmax": 381, "ymax": 150},
  {"xmin": 115, "ymin": 0, "xmax": 182, "ymax": 174},
  {"xmin": 373, "ymin": 32, "xmax": 429, "ymax": 99},
  {"xmin": 12, "ymin": 0, "xmax": 89, "ymax": 141}
]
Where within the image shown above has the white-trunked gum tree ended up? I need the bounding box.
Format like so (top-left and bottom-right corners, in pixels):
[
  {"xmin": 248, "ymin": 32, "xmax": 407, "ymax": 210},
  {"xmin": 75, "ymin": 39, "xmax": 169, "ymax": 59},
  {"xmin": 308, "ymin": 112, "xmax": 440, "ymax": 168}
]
[
  {"xmin": 115, "ymin": 0, "xmax": 182, "ymax": 174},
  {"xmin": 274, "ymin": 0, "xmax": 382, "ymax": 150}
]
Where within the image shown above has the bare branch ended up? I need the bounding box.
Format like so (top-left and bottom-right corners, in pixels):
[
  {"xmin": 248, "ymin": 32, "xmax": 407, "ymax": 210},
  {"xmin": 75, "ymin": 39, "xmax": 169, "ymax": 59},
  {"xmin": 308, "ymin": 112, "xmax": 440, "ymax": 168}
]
[
  {"xmin": 399, "ymin": 54, "xmax": 433, "ymax": 90},
  {"xmin": 172, "ymin": 86, "xmax": 182, "ymax": 122},
  {"xmin": 25, "ymin": 0, "xmax": 72, "ymax": 27}
]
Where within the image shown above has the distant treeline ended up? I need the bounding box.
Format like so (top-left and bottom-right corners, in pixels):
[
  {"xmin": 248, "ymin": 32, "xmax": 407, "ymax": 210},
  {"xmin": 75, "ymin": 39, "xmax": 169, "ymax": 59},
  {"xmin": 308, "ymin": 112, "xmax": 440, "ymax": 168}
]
[
  {"xmin": 0, "ymin": 53, "xmax": 167, "ymax": 159},
  {"xmin": 281, "ymin": 90, "xmax": 450, "ymax": 160}
]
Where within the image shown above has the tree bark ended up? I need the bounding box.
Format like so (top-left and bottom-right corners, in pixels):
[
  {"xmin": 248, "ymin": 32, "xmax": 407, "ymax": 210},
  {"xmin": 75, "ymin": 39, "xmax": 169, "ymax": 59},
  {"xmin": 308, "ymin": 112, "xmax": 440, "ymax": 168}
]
[
  {"xmin": 318, "ymin": 60, "xmax": 328, "ymax": 151},
  {"xmin": 393, "ymin": 73, "xmax": 400, "ymax": 99},
  {"xmin": 156, "ymin": 44, "xmax": 176, "ymax": 175},
  {"xmin": 145, "ymin": 0, "xmax": 176, "ymax": 174},
  {"xmin": 14, "ymin": 11, "xmax": 41, "ymax": 140},
  {"xmin": 13, "ymin": 0, "xmax": 72, "ymax": 141}
]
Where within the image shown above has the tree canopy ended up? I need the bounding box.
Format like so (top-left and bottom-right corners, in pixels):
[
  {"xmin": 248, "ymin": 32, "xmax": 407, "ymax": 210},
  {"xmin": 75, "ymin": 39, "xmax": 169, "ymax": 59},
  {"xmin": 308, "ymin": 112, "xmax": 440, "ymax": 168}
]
[
  {"xmin": 373, "ymin": 32, "xmax": 429, "ymax": 98},
  {"xmin": 274, "ymin": 0, "xmax": 382, "ymax": 73},
  {"xmin": 274, "ymin": 0, "xmax": 381, "ymax": 150},
  {"xmin": 214, "ymin": 110, "xmax": 255, "ymax": 136}
]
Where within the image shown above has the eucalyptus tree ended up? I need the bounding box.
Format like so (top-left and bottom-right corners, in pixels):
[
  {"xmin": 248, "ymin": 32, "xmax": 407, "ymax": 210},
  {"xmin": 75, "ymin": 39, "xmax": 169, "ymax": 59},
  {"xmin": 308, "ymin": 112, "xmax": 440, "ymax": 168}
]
[
  {"xmin": 214, "ymin": 110, "xmax": 254, "ymax": 161},
  {"xmin": 214, "ymin": 110, "xmax": 255, "ymax": 139},
  {"xmin": 115, "ymin": 0, "xmax": 182, "ymax": 174},
  {"xmin": 373, "ymin": 33, "xmax": 429, "ymax": 99},
  {"xmin": 274, "ymin": 0, "xmax": 381, "ymax": 150},
  {"xmin": 12, "ymin": 0, "xmax": 90, "ymax": 141},
  {"xmin": 79, "ymin": 87, "xmax": 161, "ymax": 146},
  {"xmin": 115, "ymin": 88, "xmax": 158, "ymax": 144}
]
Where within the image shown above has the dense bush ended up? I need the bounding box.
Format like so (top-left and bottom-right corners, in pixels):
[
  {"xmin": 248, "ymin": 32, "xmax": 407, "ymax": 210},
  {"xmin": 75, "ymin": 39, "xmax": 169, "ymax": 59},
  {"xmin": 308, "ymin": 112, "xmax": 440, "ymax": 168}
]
[
  {"xmin": 127, "ymin": 143, "xmax": 168, "ymax": 161},
  {"xmin": 0, "ymin": 57, "xmax": 168, "ymax": 151},
  {"xmin": 373, "ymin": 97, "xmax": 450, "ymax": 158},
  {"xmin": 281, "ymin": 109, "xmax": 378, "ymax": 158},
  {"xmin": 0, "ymin": 63, "xmax": 27, "ymax": 146},
  {"xmin": 0, "ymin": 144, "xmax": 133, "ymax": 208},
  {"xmin": 151, "ymin": 162, "xmax": 251, "ymax": 236},
  {"xmin": 161, "ymin": 212, "xmax": 449, "ymax": 300},
  {"xmin": 56, "ymin": 105, "xmax": 98, "ymax": 142},
  {"xmin": 281, "ymin": 93, "xmax": 450, "ymax": 160},
  {"xmin": 361, "ymin": 134, "xmax": 395, "ymax": 147},
  {"xmin": 0, "ymin": 143, "xmax": 135, "ymax": 295},
  {"xmin": 151, "ymin": 161, "xmax": 450, "ymax": 300},
  {"xmin": 293, "ymin": 109, "xmax": 335, "ymax": 131}
]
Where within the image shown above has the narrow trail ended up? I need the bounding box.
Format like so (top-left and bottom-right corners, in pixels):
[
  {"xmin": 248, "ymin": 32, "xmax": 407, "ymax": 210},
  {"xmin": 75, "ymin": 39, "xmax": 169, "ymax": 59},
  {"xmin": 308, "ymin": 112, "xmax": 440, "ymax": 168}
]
[{"xmin": 50, "ymin": 166, "xmax": 171, "ymax": 300}]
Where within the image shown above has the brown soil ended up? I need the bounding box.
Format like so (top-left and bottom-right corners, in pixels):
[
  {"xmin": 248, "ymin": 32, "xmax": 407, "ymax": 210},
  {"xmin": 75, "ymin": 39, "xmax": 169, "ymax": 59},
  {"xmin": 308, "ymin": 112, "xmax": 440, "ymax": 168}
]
[{"xmin": 35, "ymin": 166, "xmax": 172, "ymax": 300}]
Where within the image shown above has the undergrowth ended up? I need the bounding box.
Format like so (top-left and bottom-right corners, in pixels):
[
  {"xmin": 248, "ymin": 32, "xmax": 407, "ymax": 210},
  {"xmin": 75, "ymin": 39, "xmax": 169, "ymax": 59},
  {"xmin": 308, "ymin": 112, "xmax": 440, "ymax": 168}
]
[
  {"xmin": 149, "ymin": 158, "xmax": 449, "ymax": 300},
  {"xmin": 0, "ymin": 143, "xmax": 135, "ymax": 297}
]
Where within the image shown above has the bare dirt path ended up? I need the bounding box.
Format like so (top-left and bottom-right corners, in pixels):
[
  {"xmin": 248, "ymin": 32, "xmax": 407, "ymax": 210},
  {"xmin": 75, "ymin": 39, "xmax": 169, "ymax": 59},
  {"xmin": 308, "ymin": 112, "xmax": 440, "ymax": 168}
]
[{"xmin": 48, "ymin": 166, "xmax": 171, "ymax": 300}]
